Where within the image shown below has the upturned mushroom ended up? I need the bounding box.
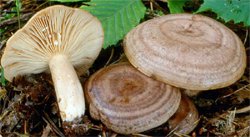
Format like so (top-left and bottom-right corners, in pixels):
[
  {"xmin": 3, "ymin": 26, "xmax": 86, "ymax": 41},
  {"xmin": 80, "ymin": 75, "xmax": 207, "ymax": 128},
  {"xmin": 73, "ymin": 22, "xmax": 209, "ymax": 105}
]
[
  {"xmin": 1, "ymin": 5, "xmax": 104, "ymax": 122},
  {"xmin": 168, "ymin": 94, "xmax": 199, "ymax": 135},
  {"xmin": 124, "ymin": 14, "xmax": 246, "ymax": 91},
  {"xmin": 85, "ymin": 63, "xmax": 181, "ymax": 134}
]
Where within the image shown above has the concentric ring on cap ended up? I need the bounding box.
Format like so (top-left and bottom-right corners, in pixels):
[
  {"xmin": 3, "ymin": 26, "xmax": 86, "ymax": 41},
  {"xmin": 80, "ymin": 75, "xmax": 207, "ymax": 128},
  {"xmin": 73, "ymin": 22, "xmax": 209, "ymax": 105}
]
[{"xmin": 124, "ymin": 14, "xmax": 246, "ymax": 90}]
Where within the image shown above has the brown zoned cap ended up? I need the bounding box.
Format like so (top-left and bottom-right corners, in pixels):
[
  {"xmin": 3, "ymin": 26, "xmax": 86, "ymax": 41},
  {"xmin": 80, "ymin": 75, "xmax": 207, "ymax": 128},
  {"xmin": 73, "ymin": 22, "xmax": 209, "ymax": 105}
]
[
  {"xmin": 85, "ymin": 63, "xmax": 181, "ymax": 134},
  {"xmin": 1, "ymin": 5, "xmax": 104, "ymax": 81},
  {"xmin": 124, "ymin": 14, "xmax": 246, "ymax": 90}
]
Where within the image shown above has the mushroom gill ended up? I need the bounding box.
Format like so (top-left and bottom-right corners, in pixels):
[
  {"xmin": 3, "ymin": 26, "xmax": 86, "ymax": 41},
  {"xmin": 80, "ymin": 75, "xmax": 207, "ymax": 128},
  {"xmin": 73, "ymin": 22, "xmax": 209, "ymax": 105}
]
[{"xmin": 1, "ymin": 5, "xmax": 104, "ymax": 122}]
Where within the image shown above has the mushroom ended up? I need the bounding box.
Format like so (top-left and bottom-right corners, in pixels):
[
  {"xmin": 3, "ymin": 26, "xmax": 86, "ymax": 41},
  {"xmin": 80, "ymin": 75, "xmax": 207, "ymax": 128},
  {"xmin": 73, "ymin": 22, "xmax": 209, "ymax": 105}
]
[
  {"xmin": 85, "ymin": 63, "xmax": 181, "ymax": 134},
  {"xmin": 124, "ymin": 14, "xmax": 246, "ymax": 91},
  {"xmin": 167, "ymin": 94, "xmax": 199, "ymax": 135},
  {"xmin": 1, "ymin": 5, "xmax": 104, "ymax": 122}
]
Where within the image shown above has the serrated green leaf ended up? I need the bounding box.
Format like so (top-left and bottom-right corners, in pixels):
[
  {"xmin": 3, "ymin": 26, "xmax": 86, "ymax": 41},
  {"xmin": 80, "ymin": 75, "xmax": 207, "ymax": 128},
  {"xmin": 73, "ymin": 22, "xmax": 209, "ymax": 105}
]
[
  {"xmin": 49, "ymin": 0, "xmax": 86, "ymax": 2},
  {"xmin": 167, "ymin": 0, "xmax": 188, "ymax": 14},
  {"xmin": 81, "ymin": 0, "xmax": 146, "ymax": 48},
  {"xmin": 197, "ymin": 0, "xmax": 250, "ymax": 26}
]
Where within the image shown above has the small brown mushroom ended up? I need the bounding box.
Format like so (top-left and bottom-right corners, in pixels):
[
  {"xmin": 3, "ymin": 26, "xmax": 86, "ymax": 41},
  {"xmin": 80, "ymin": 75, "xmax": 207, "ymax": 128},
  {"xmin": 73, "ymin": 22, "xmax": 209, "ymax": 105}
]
[
  {"xmin": 167, "ymin": 94, "xmax": 199, "ymax": 135},
  {"xmin": 85, "ymin": 63, "xmax": 181, "ymax": 134},
  {"xmin": 1, "ymin": 5, "xmax": 104, "ymax": 122},
  {"xmin": 124, "ymin": 14, "xmax": 246, "ymax": 91}
]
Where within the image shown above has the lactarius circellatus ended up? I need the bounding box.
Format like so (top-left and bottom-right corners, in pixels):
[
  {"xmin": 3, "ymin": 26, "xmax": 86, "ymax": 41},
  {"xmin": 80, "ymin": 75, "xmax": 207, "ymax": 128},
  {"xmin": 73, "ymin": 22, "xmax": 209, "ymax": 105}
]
[
  {"xmin": 1, "ymin": 5, "xmax": 104, "ymax": 122},
  {"xmin": 168, "ymin": 94, "xmax": 199, "ymax": 135},
  {"xmin": 85, "ymin": 63, "xmax": 181, "ymax": 134},
  {"xmin": 124, "ymin": 14, "xmax": 246, "ymax": 91}
]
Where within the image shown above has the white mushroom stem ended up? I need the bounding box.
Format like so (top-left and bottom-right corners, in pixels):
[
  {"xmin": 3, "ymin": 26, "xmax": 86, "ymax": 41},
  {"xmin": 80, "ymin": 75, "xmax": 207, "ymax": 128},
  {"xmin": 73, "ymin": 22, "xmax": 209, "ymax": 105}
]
[{"xmin": 49, "ymin": 54, "xmax": 85, "ymax": 122}]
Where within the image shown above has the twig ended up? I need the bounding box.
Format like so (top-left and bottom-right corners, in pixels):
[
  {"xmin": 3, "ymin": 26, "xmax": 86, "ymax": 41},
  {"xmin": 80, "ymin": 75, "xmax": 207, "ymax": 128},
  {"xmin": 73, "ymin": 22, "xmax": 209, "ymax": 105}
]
[
  {"xmin": 152, "ymin": 0, "xmax": 168, "ymax": 14},
  {"xmin": 0, "ymin": 108, "xmax": 11, "ymax": 121},
  {"xmin": 167, "ymin": 118, "xmax": 200, "ymax": 137},
  {"xmin": 102, "ymin": 131, "xmax": 107, "ymax": 137},
  {"xmin": 42, "ymin": 112, "xmax": 65, "ymax": 137},
  {"xmin": 89, "ymin": 124, "xmax": 103, "ymax": 131},
  {"xmin": 104, "ymin": 48, "xmax": 114, "ymax": 67},
  {"xmin": 24, "ymin": 120, "xmax": 27, "ymax": 135},
  {"xmin": 13, "ymin": 132, "xmax": 29, "ymax": 137},
  {"xmin": 219, "ymin": 83, "xmax": 250, "ymax": 99},
  {"xmin": 110, "ymin": 133, "xmax": 117, "ymax": 137},
  {"xmin": 0, "ymin": 93, "xmax": 25, "ymax": 121},
  {"xmin": 112, "ymin": 53, "xmax": 128, "ymax": 64},
  {"xmin": 132, "ymin": 133, "xmax": 152, "ymax": 137},
  {"xmin": 0, "ymin": 39, "xmax": 7, "ymax": 50},
  {"xmin": 0, "ymin": 12, "xmax": 33, "ymax": 28},
  {"xmin": 243, "ymin": 28, "xmax": 248, "ymax": 45},
  {"xmin": 15, "ymin": 0, "xmax": 21, "ymax": 28},
  {"xmin": 233, "ymin": 106, "xmax": 250, "ymax": 114},
  {"xmin": 173, "ymin": 132, "xmax": 191, "ymax": 137},
  {"xmin": 41, "ymin": 124, "xmax": 51, "ymax": 137},
  {"xmin": 150, "ymin": 0, "xmax": 154, "ymax": 11},
  {"xmin": 237, "ymin": 126, "xmax": 250, "ymax": 137}
]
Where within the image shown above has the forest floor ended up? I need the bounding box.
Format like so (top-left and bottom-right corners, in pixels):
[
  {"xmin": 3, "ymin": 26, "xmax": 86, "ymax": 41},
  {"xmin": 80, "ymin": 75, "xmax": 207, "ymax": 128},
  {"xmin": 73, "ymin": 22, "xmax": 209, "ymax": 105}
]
[{"xmin": 0, "ymin": 0, "xmax": 249, "ymax": 137}]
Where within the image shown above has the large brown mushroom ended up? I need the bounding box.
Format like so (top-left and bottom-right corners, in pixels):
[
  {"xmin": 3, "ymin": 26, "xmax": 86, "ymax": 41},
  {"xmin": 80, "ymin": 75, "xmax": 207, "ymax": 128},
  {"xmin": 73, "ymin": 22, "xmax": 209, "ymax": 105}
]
[
  {"xmin": 85, "ymin": 63, "xmax": 181, "ymax": 134},
  {"xmin": 124, "ymin": 14, "xmax": 246, "ymax": 91},
  {"xmin": 1, "ymin": 5, "xmax": 104, "ymax": 122}
]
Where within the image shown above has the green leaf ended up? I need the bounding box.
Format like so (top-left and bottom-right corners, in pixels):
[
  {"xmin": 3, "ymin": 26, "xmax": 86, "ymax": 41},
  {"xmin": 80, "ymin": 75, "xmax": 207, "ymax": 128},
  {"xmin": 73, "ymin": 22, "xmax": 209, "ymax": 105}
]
[
  {"xmin": 197, "ymin": 0, "xmax": 250, "ymax": 26},
  {"xmin": 49, "ymin": 0, "xmax": 86, "ymax": 2},
  {"xmin": 167, "ymin": 0, "xmax": 188, "ymax": 14},
  {"xmin": 81, "ymin": 0, "xmax": 146, "ymax": 48}
]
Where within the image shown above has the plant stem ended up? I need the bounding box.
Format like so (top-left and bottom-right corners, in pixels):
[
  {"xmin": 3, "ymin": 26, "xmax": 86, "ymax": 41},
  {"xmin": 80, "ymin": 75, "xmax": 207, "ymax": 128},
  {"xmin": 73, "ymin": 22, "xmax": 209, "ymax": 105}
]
[{"xmin": 15, "ymin": 0, "xmax": 21, "ymax": 28}]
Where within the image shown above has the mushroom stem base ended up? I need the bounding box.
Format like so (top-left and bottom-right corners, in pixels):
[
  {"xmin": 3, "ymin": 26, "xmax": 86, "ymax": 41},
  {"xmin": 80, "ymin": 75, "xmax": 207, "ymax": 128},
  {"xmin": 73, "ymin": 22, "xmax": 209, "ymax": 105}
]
[{"xmin": 49, "ymin": 54, "xmax": 85, "ymax": 122}]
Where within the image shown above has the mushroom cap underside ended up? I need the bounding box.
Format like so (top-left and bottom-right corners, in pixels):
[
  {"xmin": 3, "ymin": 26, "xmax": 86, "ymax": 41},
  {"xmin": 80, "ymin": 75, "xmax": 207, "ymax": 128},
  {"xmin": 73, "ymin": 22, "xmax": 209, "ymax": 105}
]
[
  {"xmin": 1, "ymin": 5, "xmax": 104, "ymax": 81},
  {"xmin": 124, "ymin": 13, "xmax": 246, "ymax": 90}
]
